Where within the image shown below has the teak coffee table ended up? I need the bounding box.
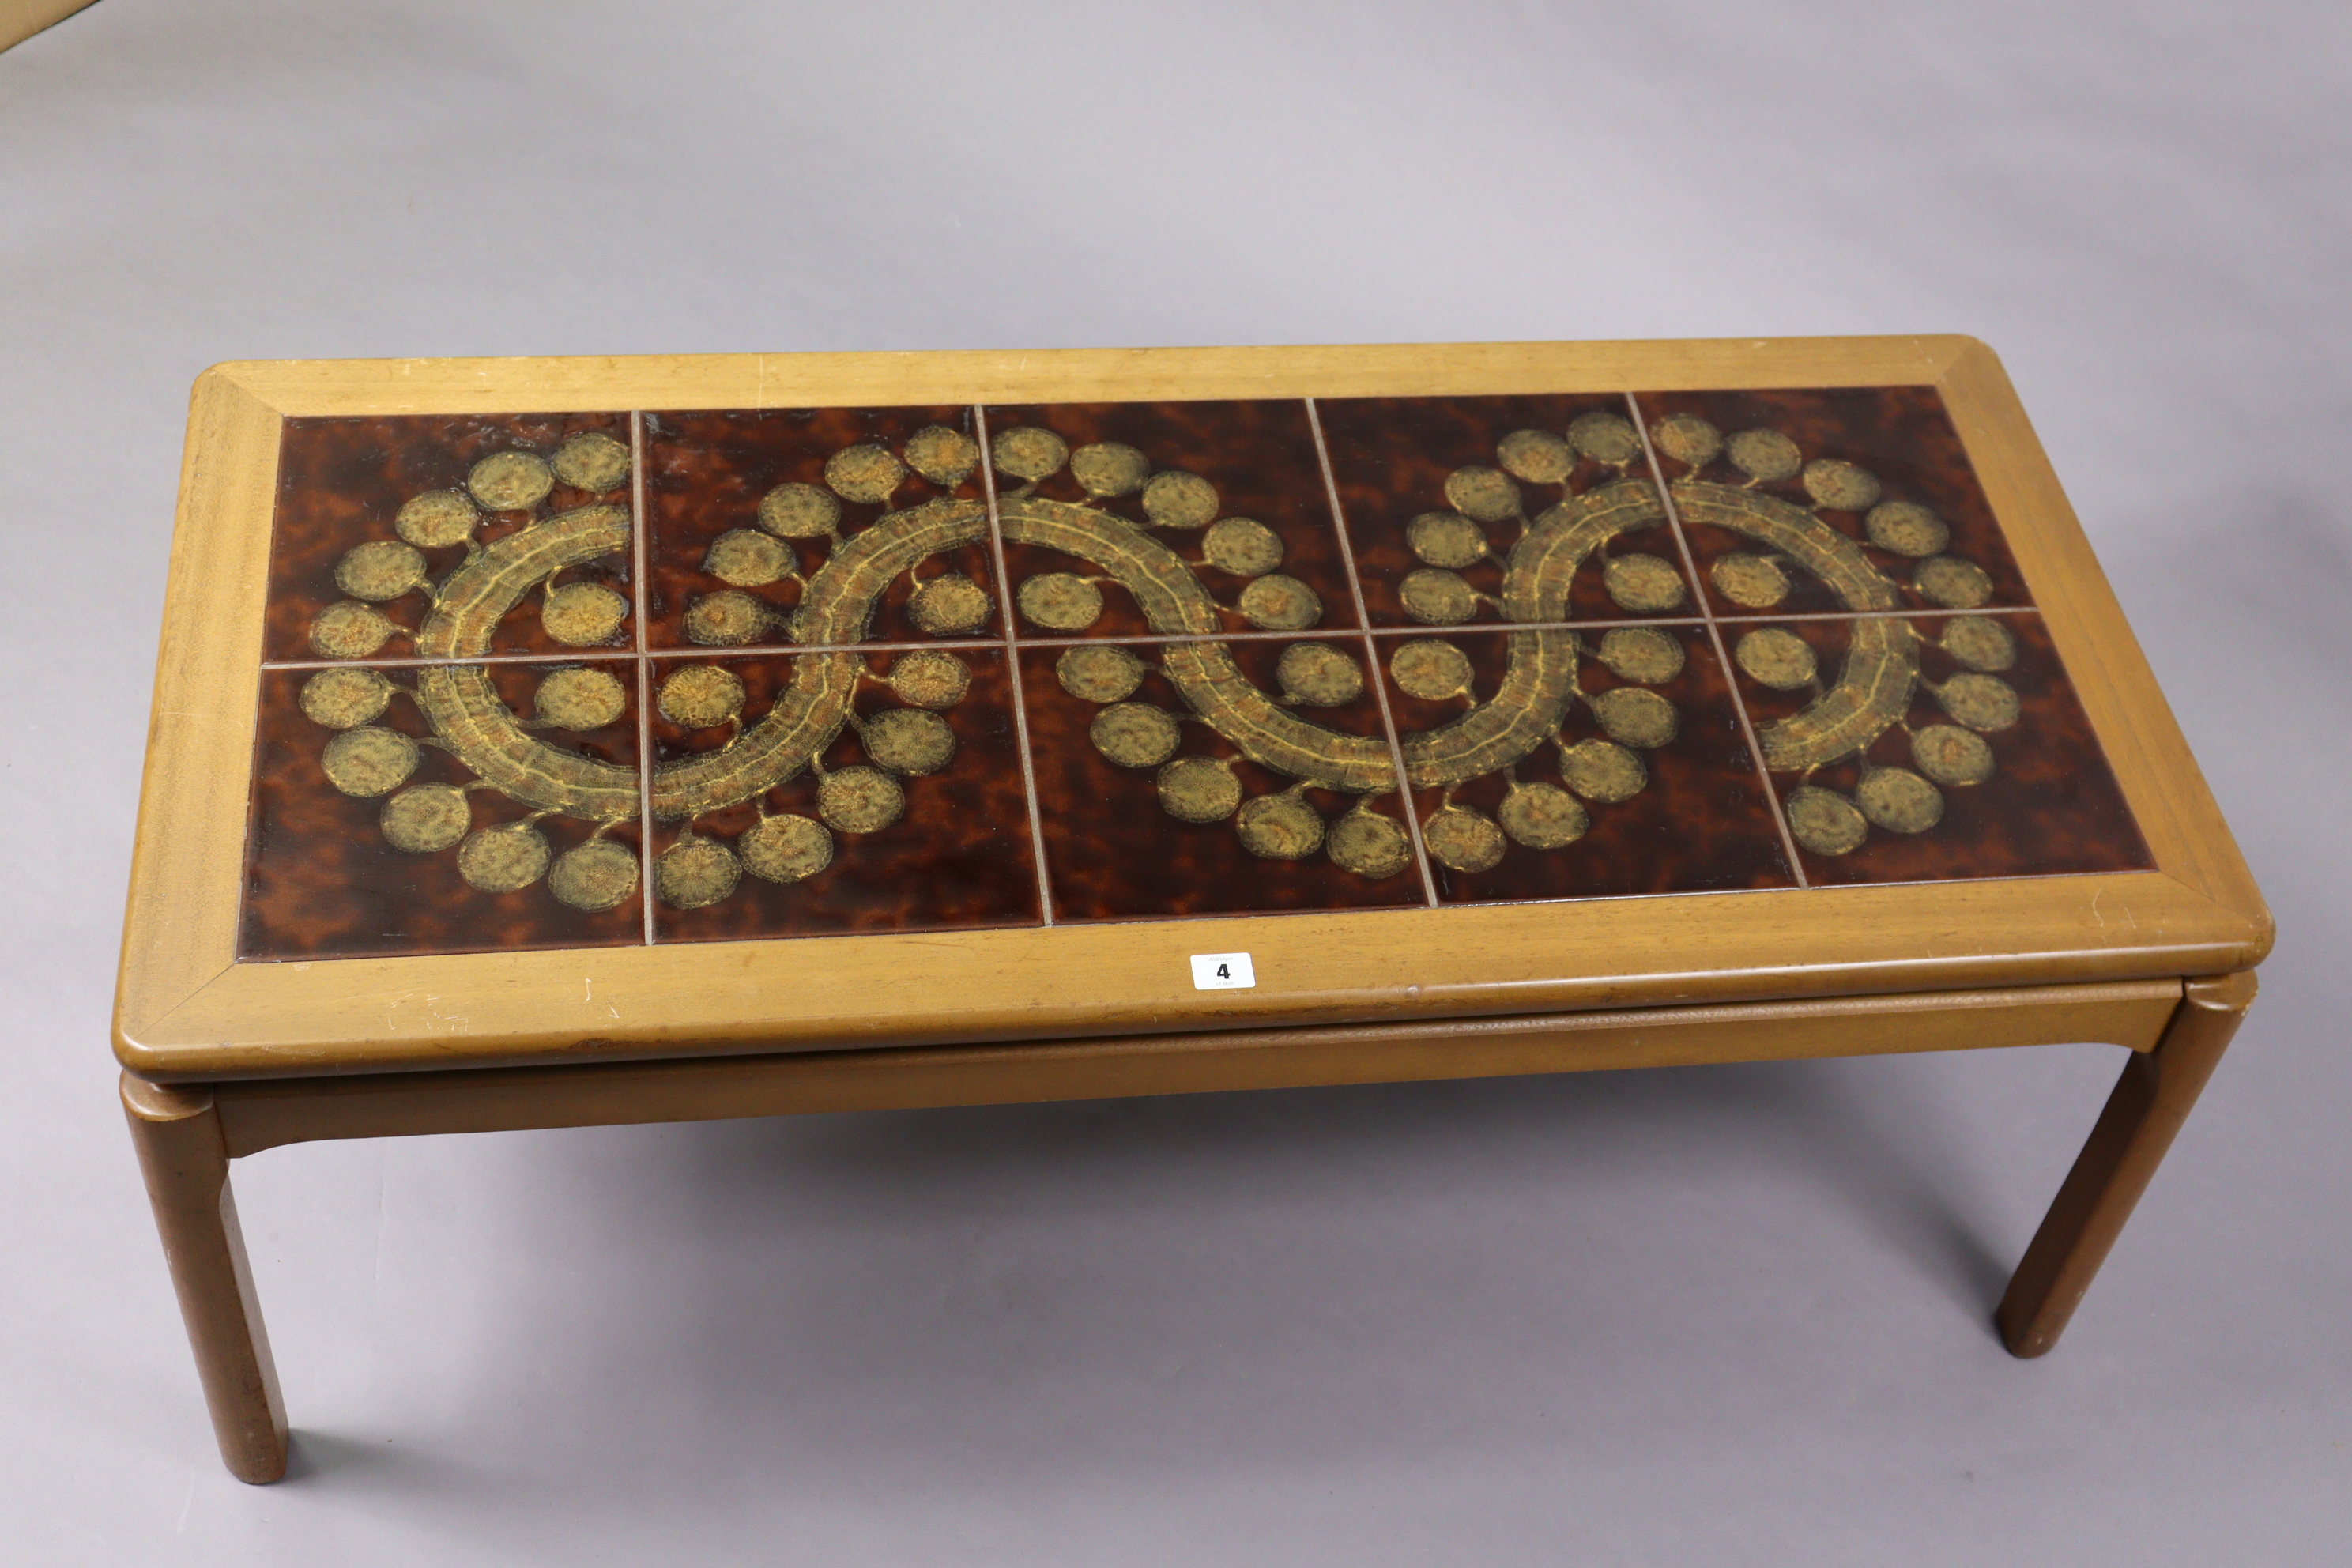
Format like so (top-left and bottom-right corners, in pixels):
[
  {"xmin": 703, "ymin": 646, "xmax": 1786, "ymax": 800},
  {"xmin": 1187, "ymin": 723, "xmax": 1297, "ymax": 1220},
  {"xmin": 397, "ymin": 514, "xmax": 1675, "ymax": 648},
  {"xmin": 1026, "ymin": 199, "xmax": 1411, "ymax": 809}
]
[{"xmin": 117, "ymin": 337, "xmax": 2270, "ymax": 1483}]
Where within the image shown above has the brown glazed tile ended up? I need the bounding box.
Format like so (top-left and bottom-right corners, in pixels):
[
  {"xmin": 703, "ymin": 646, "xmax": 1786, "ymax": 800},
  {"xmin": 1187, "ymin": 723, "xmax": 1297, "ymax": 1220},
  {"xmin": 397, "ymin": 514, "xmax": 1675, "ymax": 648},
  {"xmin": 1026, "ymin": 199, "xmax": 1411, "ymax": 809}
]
[
  {"xmin": 645, "ymin": 646, "xmax": 1040, "ymax": 941},
  {"xmin": 1020, "ymin": 636, "xmax": 1423, "ymax": 921},
  {"xmin": 986, "ymin": 401, "xmax": 1360, "ymax": 640},
  {"xmin": 1633, "ymin": 387, "xmax": 2031, "ymax": 620},
  {"xmin": 642, "ymin": 407, "xmax": 995, "ymax": 651},
  {"xmin": 1315, "ymin": 394, "xmax": 1691, "ymax": 629},
  {"xmin": 241, "ymin": 659, "xmax": 644, "ymax": 959},
  {"xmin": 266, "ymin": 413, "xmax": 636, "ymax": 663},
  {"xmin": 1374, "ymin": 625, "xmax": 1795, "ymax": 903},
  {"xmin": 1721, "ymin": 612, "xmax": 2149, "ymax": 885}
]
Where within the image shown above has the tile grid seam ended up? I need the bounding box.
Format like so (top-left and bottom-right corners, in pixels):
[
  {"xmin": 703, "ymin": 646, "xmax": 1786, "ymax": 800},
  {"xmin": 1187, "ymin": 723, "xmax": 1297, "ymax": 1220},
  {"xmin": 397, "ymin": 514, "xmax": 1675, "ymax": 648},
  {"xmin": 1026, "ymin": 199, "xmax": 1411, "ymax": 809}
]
[
  {"xmin": 973, "ymin": 405, "xmax": 1058, "ymax": 927},
  {"xmin": 629, "ymin": 411, "xmax": 658, "ymax": 943}
]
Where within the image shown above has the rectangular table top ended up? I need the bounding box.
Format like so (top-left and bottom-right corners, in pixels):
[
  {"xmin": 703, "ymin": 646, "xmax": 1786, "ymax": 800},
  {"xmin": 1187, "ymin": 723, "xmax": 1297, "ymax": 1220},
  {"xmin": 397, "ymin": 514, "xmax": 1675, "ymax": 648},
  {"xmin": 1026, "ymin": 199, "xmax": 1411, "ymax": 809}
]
[{"xmin": 116, "ymin": 337, "xmax": 2271, "ymax": 1080}]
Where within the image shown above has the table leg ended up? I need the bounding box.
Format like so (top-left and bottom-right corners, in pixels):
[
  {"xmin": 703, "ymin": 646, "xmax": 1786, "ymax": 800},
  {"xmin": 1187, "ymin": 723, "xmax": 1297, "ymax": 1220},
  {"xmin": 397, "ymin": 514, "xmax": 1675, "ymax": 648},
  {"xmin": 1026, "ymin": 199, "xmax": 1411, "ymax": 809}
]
[
  {"xmin": 122, "ymin": 1073, "xmax": 289, "ymax": 1483},
  {"xmin": 1996, "ymin": 971, "xmax": 2256, "ymax": 1358}
]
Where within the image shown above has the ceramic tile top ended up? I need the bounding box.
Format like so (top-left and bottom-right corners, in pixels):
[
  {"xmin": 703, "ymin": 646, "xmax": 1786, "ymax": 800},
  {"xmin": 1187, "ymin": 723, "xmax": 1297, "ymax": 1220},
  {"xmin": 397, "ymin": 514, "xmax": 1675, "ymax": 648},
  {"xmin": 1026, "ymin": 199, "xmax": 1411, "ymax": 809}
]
[{"xmin": 243, "ymin": 387, "xmax": 2149, "ymax": 961}]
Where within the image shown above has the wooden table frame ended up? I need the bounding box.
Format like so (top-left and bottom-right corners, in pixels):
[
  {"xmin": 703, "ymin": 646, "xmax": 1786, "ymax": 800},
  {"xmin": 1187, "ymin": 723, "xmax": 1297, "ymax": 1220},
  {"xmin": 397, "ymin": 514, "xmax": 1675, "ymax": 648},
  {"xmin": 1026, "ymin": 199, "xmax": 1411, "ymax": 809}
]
[{"xmin": 115, "ymin": 337, "xmax": 2271, "ymax": 1483}]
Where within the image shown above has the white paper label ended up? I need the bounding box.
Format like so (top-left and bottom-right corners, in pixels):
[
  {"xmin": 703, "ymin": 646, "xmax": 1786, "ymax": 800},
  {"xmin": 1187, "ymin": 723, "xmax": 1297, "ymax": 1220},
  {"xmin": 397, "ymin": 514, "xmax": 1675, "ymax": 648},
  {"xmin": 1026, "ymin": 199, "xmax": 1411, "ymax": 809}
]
[{"xmin": 1189, "ymin": 952, "xmax": 1256, "ymax": 990}]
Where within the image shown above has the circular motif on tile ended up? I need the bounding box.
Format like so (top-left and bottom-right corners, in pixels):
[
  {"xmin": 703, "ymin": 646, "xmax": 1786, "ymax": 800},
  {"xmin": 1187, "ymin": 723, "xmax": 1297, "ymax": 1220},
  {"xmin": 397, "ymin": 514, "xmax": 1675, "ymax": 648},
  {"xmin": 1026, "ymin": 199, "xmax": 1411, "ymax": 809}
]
[
  {"xmin": 395, "ymin": 488, "xmax": 479, "ymax": 549},
  {"xmin": 310, "ymin": 601, "xmax": 398, "ymax": 659},
  {"xmin": 1733, "ymin": 627, "xmax": 1817, "ymax": 690},
  {"xmin": 658, "ymin": 664, "xmax": 745, "ymax": 729},
  {"xmin": 1238, "ymin": 574, "xmax": 1321, "ymax": 631},
  {"xmin": 1018, "ymin": 571, "xmax": 1104, "ymax": 631},
  {"xmin": 379, "ymin": 783, "xmax": 471, "ymax": 853},
  {"xmin": 741, "ymin": 814, "xmax": 835, "ymax": 883},
  {"xmin": 1326, "ymin": 807, "xmax": 1411, "ymax": 878},
  {"xmin": 1423, "ymin": 805, "xmax": 1504, "ymax": 873},
  {"xmin": 459, "ymin": 823, "xmax": 554, "ymax": 892},
  {"xmin": 1801, "ymin": 459, "xmax": 1882, "ymax": 512},
  {"xmin": 1559, "ymin": 737, "xmax": 1645, "ymax": 803},
  {"xmin": 684, "ymin": 589, "xmax": 773, "ymax": 646},
  {"xmin": 819, "ymin": 766, "xmax": 904, "ymax": 833},
  {"xmin": 1865, "ymin": 500, "xmax": 1948, "ymax": 558},
  {"xmin": 824, "ymin": 443, "xmax": 906, "ymax": 505},
  {"xmin": 1498, "ymin": 429, "xmax": 1574, "ymax": 484},
  {"xmin": 1592, "ymin": 687, "xmax": 1678, "ymax": 749},
  {"xmin": 1651, "ymin": 413, "xmax": 1722, "ymax": 469},
  {"xmin": 1140, "ymin": 469, "xmax": 1218, "ymax": 528},
  {"xmin": 549, "ymin": 839, "xmax": 640, "ymax": 910},
  {"xmin": 1602, "ymin": 553, "xmax": 1686, "ymax": 613},
  {"xmin": 551, "ymin": 432, "xmax": 631, "ymax": 493},
  {"xmin": 1709, "ymin": 552, "xmax": 1789, "ymax": 609},
  {"xmin": 1499, "ymin": 781, "xmax": 1589, "ymax": 849},
  {"xmin": 1236, "ymin": 792, "xmax": 1325, "ymax": 860},
  {"xmin": 1156, "ymin": 755, "xmax": 1242, "ymax": 822},
  {"xmin": 535, "ymin": 666, "xmax": 628, "ymax": 730},
  {"xmin": 1725, "ymin": 428, "xmax": 1803, "ymax": 484},
  {"xmin": 904, "ymin": 426, "xmax": 978, "ymax": 488},
  {"xmin": 1444, "ymin": 465, "xmax": 1520, "ymax": 523},
  {"xmin": 1937, "ymin": 672, "xmax": 2021, "ymax": 732},
  {"xmin": 907, "ymin": 573, "xmax": 993, "ymax": 635},
  {"xmin": 469, "ymin": 450, "xmax": 554, "ymax": 512},
  {"xmin": 1399, "ymin": 567, "xmax": 1478, "ymax": 625},
  {"xmin": 992, "ymin": 426, "xmax": 1069, "ymax": 484},
  {"xmin": 887, "ymin": 650, "xmax": 971, "ymax": 710},
  {"xmin": 1275, "ymin": 642, "xmax": 1363, "ymax": 707},
  {"xmin": 1785, "ymin": 786, "xmax": 1868, "ymax": 857},
  {"xmin": 1567, "ymin": 410, "xmax": 1642, "ymax": 466},
  {"xmin": 1090, "ymin": 702, "xmax": 1182, "ymax": 768},
  {"xmin": 334, "ymin": 540, "xmax": 429, "ymax": 602},
  {"xmin": 1914, "ymin": 556, "xmax": 1992, "ymax": 609},
  {"xmin": 542, "ymin": 582, "xmax": 629, "ymax": 646},
  {"xmin": 1596, "ymin": 627, "xmax": 1684, "ymax": 686},
  {"xmin": 1389, "ymin": 638, "xmax": 1472, "ymax": 701},
  {"xmin": 1203, "ymin": 517, "xmax": 1284, "ymax": 576},
  {"xmin": 1912, "ymin": 723, "xmax": 1996, "ymax": 786},
  {"xmin": 1940, "ymin": 616, "xmax": 2016, "ymax": 672},
  {"xmin": 1070, "ymin": 441, "xmax": 1150, "ymax": 497},
  {"xmin": 1857, "ymin": 767, "xmax": 1944, "ymax": 834},
  {"xmin": 322, "ymin": 726, "xmax": 420, "ymax": 797},
  {"xmin": 759, "ymin": 483, "xmax": 842, "ymax": 539},
  {"xmin": 703, "ymin": 528, "xmax": 793, "ymax": 587},
  {"xmin": 862, "ymin": 708, "xmax": 956, "ymax": 775},
  {"xmin": 654, "ymin": 836, "xmax": 739, "ymax": 909},
  {"xmin": 1056, "ymin": 643, "xmax": 1146, "ymax": 704},
  {"xmin": 300, "ymin": 667, "xmax": 394, "ymax": 729},
  {"xmin": 1406, "ymin": 511, "xmax": 1489, "ymax": 569}
]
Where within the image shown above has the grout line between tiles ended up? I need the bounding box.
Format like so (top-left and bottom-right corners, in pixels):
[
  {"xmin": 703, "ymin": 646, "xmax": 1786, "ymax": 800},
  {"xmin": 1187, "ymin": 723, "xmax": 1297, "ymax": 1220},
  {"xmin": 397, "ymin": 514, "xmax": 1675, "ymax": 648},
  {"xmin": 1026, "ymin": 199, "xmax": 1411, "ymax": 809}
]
[
  {"xmin": 1712, "ymin": 605, "xmax": 2039, "ymax": 626},
  {"xmin": 974, "ymin": 405, "xmax": 1057, "ymax": 927},
  {"xmin": 1628, "ymin": 392, "xmax": 1809, "ymax": 890},
  {"xmin": 631, "ymin": 411, "xmax": 657, "ymax": 944},
  {"xmin": 1307, "ymin": 397, "xmax": 1440, "ymax": 908}
]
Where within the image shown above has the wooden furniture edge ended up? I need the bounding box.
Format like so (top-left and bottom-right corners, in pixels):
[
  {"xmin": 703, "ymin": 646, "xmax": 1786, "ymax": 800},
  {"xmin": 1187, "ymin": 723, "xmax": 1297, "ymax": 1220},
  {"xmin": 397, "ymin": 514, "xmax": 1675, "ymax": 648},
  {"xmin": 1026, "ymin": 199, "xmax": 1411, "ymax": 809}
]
[{"xmin": 0, "ymin": 0, "xmax": 98, "ymax": 55}]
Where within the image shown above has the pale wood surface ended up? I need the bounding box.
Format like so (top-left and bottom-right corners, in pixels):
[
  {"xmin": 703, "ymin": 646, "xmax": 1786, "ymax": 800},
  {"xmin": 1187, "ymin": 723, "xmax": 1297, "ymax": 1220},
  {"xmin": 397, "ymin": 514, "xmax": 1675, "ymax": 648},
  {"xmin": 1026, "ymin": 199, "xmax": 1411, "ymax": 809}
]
[{"xmin": 0, "ymin": 0, "xmax": 96, "ymax": 55}]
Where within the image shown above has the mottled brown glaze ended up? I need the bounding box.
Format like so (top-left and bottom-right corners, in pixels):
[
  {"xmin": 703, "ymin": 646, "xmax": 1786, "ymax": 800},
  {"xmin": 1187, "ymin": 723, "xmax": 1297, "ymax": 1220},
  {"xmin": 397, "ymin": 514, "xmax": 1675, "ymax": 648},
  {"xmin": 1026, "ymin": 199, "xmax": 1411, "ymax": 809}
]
[
  {"xmin": 1020, "ymin": 637, "xmax": 1423, "ymax": 922},
  {"xmin": 642, "ymin": 406, "xmax": 993, "ymax": 650},
  {"xmin": 1376, "ymin": 626, "xmax": 1795, "ymax": 903},
  {"xmin": 985, "ymin": 401, "xmax": 1360, "ymax": 638},
  {"xmin": 1315, "ymin": 394, "xmax": 1687, "ymax": 628},
  {"xmin": 1725, "ymin": 613, "xmax": 2150, "ymax": 884},
  {"xmin": 646, "ymin": 648, "xmax": 1041, "ymax": 941},
  {"xmin": 1634, "ymin": 387, "xmax": 2031, "ymax": 618},
  {"xmin": 240, "ymin": 662, "xmax": 644, "ymax": 959},
  {"xmin": 265, "ymin": 413, "xmax": 635, "ymax": 662}
]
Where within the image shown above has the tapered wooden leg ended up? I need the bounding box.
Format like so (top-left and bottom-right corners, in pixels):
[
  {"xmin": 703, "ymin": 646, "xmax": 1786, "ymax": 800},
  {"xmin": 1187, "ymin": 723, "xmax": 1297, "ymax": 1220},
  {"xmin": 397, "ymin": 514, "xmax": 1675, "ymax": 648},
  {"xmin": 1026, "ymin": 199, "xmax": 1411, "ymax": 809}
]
[
  {"xmin": 1996, "ymin": 972, "xmax": 2256, "ymax": 1358},
  {"xmin": 122, "ymin": 1073, "xmax": 290, "ymax": 1483}
]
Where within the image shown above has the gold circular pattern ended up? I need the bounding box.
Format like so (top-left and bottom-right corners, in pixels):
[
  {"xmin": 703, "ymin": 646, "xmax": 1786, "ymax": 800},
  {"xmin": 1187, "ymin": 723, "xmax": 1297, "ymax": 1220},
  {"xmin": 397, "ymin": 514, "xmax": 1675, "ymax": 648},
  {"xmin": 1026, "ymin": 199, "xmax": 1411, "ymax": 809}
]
[
  {"xmin": 1275, "ymin": 642, "xmax": 1363, "ymax": 707},
  {"xmin": 542, "ymin": 581, "xmax": 629, "ymax": 646},
  {"xmin": 1018, "ymin": 571, "xmax": 1105, "ymax": 632},
  {"xmin": 1941, "ymin": 615, "xmax": 2017, "ymax": 672},
  {"xmin": 468, "ymin": 450, "xmax": 555, "ymax": 512},
  {"xmin": 1592, "ymin": 687, "xmax": 1679, "ymax": 749},
  {"xmin": 1938, "ymin": 672, "xmax": 2022, "ymax": 732},
  {"xmin": 1865, "ymin": 501, "xmax": 1949, "ymax": 558},
  {"xmin": 458, "ymin": 824, "xmax": 552, "ymax": 891},
  {"xmin": 1327, "ymin": 807, "xmax": 1412, "ymax": 878},
  {"xmin": 654, "ymin": 836, "xmax": 738, "ymax": 909},
  {"xmin": 1238, "ymin": 574, "xmax": 1322, "ymax": 631},
  {"xmin": 1596, "ymin": 627, "xmax": 1685, "ymax": 685},
  {"xmin": 394, "ymin": 488, "xmax": 478, "ymax": 549},
  {"xmin": 1785, "ymin": 786, "xmax": 1868, "ymax": 857},
  {"xmin": 1733, "ymin": 627, "xmax": 1817, "ymax": 690},
  {"xmin": 1725, "ymin": 428, "xmax": 1803, "ymax": 484},
  {"xmin": 907, "ymin": 573, "xmax": 993, "ymax": 635},
  {"xmin": 1406, "ymin": 511, "xmax": 1489, "ymax": 569},
  {"xmin": 1203, "ymin": 517, "xmax": 1284, "ymax": 576},
  {"xmin": 819, "ymin": 766, "xmax": 905, "ymax": 833},
  {"xmin": 741, "ymin": 814, "xmax": 835, "ymax": 883},
  {"xmin": 658, "ymin": 664, "xmax": 745, "ymax": 729},
  {"xmin": 758, "ymin": 483, "xmax": 842, "ymax": 539},
  {"xmin": 1090, "ymin": 702, "xmax": 1182, "ymax": 768},
  {"xmin": 300, "ymin": 666, "xmax": 394, "ymax": 729},
  {"xmin": 1566, "ymin": 409, "xmax": 1642, "ymax": 466},
  {"xmin": 1856, "ymin": 767, "xmax": 1945, "ymax": 835},
  {"xmin": 1155, "ymin": 756, "xmax": 1243, "ymax": 823},
  {"xmin": 379, "ymin": 784, "xmax": 471, "ymax": 853},
  {"xmin": 1069, "ymin": 441, "xmax": 1150, "ymax": 497},
  {"xmin": 684, "ymin": 589, "xmax": 773, "ymax": 646},
  {"xmin": 1652, "ymin": 413, "xmax": 1723, "ymax": 469},
  {"xmin": 321, "ymin": 726, "xmax": 421, "ymax": 797},
  {"xmin": 309, "ymin": 601, "xmax": 398, "ymax": 659},
  {"xmin": 1235, "ymin": 793, "xmax": 1325, "ymax": 861},
  {"xmin": 824, "ymin": 443, "xmax": 906, "ymax": 506},
  {"xmin": 534, "ymin": 665, "xmax": 628, "ymax": 730},
  {"xmin": 703, "ymin": 528, "xmax": 793, "ymax": 587},
  {"xmin": 550, "ymin": 432, "xmax": 631, "ymax": 493},
  {"xmin": 1140, "ymin": 469, "xmax": 1219, "ymax": 528},
  {"xmin": 1056, "ymin": 643, "xmax": 1146, "ymax": 704},
  {"xmin": 1497, "ymin": 428, "xmax": 1574, "ymax": 484},
  {"xmin": 548, "ymin": 839, "xmax": 640, "ymax": 910},
  {"xmin": 1444, "ymin": 465, "xmax": 1521, "ymax": 523},
  {"xmin": 1915, "ymin": 555, "xmax": 1994, "ymax": 609},
  {"xmin": 888, "ymin": 650, "xmax": 971, "ymax": 710},
  {"xmin": 1560, "ymin": 738, "xmax": 1646, "ymax": 803},
  {"xmin": 1399, "ymin": 567, "xmax": 1478, "ymax": 625},
  {"xmin": 1389, "ymin": 638, "xmax": 1472, "ymax": 701},
  {"xmin": 1499, "ymin": 782, "xmax": 1589, "ymax": 849},
  {"xmin": 1603, "ymin": 553, "xmax": 1687, "ymax": 613},
  {"xmin": 1801, "ymin": 458, "xmax": 1882, "ymax": 512},
  {"xmin": 992, "ymin": 426, "xmax": 1069, "ymax": 483},
  {"xmin": 1912, "ymin": 723, "xmax": 1996, "ymax": 786},
  {"xmin": 1423, "ymin": 805, "xmax": 1505, "ymax": 873},
  {"xmin": 904, "ymin": 426, "xmax": 978, "ymax": 488},
  {"xmin": 334, "ymin": 539, "xmax": 429, "ymax": 602},
  {"xmin": 863, "ymin": 707, "xmax": 956, "ymax": 775},
  {"xmin": 1709, "ymin": 552, "xmax": 1789, "ymax": 609}
]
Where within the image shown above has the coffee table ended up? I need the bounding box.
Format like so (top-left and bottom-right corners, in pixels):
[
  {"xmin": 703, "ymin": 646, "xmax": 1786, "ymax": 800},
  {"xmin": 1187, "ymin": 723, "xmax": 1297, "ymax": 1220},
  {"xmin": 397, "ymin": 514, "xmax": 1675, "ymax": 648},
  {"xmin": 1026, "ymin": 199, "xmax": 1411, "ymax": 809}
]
[{"xmin": 116, "ymin": 337, "xmax": 2271, "ymax": 1483}]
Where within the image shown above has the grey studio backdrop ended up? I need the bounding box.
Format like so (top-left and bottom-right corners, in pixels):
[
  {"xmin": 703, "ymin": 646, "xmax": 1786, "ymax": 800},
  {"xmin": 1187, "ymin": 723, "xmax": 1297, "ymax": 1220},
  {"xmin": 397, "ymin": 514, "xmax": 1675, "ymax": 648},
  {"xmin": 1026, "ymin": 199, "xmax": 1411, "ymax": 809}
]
[{"xmin": 3, "ymin": 2, "xmax": 2346, "ymax": 1562}]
